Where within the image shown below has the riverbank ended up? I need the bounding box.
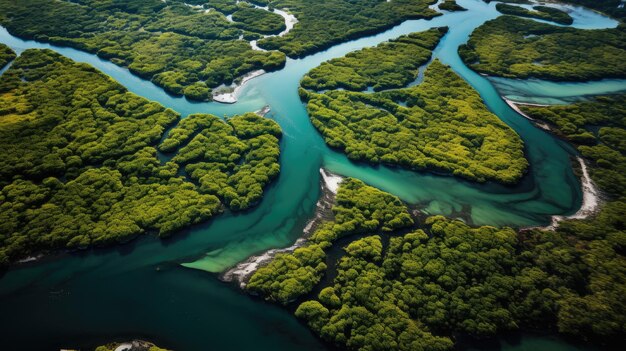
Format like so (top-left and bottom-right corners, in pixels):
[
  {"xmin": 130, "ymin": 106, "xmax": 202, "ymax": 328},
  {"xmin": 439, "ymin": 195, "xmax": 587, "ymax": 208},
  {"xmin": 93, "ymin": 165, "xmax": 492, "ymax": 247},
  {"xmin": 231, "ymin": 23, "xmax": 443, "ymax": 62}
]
[
  {"xmin": 220, "ymin": 168, "xmax": 342, "ymax": 288},
  {"xmin": 504, "ymin": 97, "xmax": 603, "ymax": 228},
  {"xmin": 540, "ymin": 156, "xmax": 602, "ymax": 230},
  {"xmin": 212, "ymin": 69, "xmax": 266, "ymax": 103},
  {"xmin": 503, "ymin": 97, "xmax": 552, "ymax": 131}
]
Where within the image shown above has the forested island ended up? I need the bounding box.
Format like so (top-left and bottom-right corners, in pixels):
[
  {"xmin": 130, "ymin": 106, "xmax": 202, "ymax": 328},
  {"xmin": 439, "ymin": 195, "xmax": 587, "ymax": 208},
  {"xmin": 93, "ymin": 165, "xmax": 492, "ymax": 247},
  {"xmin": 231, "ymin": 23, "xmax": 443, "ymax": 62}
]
[
  {"xmin": 300, "ymin": 28, "xmax": 527, "ymax": 184},
  {"xmin": 438, "ymin": 0, "xmax": 467, "ymax": 12},
  {"xmin": 252, "ymin": 0, "xmax": 440, "ymax": 57},
  {"xmin": 459, "ymin": 16, "xmax": 626, "ymax": 81},
  {"xmin": 0, "ymin": 49, "xmax": 282, "ymax": 266},
  {"xmin": 495, "ymin": 3, "xmax": 573, "ymax": 25}
]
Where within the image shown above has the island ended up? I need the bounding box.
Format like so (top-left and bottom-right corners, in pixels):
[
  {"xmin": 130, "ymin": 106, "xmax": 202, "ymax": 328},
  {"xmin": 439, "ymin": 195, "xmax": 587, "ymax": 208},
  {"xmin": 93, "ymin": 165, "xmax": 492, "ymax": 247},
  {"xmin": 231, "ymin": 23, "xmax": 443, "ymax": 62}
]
[
  {"xmin": 459, "ymin": 16, "xmax": 626, "ymax": 81},
  {"xmin": 0, "ymin": 49, "xmax": 282, "ymax": 266},
  {"xmin": 300, "ymin": 28, "xmax": 528, "ymax": 184}
]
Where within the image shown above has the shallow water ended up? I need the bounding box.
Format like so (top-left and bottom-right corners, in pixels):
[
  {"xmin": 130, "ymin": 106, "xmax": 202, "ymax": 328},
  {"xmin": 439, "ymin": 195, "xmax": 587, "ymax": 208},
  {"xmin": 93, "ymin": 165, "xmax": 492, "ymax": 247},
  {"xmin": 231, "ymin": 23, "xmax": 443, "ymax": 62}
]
[{"xmin": 0, "ymin": 0, "xmax": 616, "ymax": 350}]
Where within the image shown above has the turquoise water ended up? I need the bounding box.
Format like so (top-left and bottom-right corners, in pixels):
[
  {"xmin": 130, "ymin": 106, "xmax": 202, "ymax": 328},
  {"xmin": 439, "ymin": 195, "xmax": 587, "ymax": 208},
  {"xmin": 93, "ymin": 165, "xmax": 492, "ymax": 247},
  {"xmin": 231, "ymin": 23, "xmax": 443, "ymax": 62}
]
[{"xmin": 0, "ymin": 1, "xmax": 618, "ymax": 350}]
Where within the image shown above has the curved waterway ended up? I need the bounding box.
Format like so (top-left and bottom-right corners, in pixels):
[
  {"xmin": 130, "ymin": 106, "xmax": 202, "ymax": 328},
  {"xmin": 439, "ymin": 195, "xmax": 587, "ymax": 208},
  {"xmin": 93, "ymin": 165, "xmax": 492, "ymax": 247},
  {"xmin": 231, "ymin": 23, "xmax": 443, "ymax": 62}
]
[{"xmin": 0, "ymin": 1, "xmax": 618, "ymax": 350}]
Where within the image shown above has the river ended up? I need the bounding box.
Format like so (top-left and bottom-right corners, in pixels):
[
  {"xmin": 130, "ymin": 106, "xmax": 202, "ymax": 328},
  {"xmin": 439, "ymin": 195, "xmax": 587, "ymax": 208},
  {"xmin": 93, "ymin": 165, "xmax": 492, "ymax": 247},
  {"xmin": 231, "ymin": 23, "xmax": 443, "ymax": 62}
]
[{"xmin": 0, "ymin": 0, "xmax": 622, "ymax": 350}]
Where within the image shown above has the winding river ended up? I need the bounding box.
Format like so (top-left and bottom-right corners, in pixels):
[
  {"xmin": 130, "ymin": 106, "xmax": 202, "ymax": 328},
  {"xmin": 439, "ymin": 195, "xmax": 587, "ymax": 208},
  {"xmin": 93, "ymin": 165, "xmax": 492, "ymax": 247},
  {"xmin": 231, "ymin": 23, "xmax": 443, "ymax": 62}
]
[{"xmin": 0, "ymin": 0, "xmax": 623, "ymax": 350}]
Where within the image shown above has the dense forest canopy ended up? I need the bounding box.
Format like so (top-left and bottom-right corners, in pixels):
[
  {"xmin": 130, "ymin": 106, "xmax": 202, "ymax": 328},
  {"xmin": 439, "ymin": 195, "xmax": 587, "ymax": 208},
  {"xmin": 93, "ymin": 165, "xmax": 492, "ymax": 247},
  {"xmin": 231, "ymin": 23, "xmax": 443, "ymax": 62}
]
[
  {"xmin": 0, "ymin": 0, "xmax": 288, "ymax": 101},
  {"xmin": 0, "ymin": 49, "xmax": 282, "ymax": 266},
  {"xmin": 438, "ymin": 0, "xmax": 467, "ymax": 12},
  {"xmin": 0, "ymin": 0, "xmax": 445, "ymax": 99},
  {"xmin": 247, "ymin": 177, "xmax": 414, "ymax": 304},
  {"xmin": 255, "ymin": 0, "xmax": 439, "ymax": 57},
  {"xmin": 302, "ymin": 59, "xmax": 528, "ymax": 184},
  {"xmin": 459, "ymin": 16, "xmax": 626, "ymax": 81},
  {"xmin": 520, "ymin": 95, "xmax": 626, "ymax": 202},
  {"xmin": 301, "ymin": 27, "xmax": 448, "ymax": 92},
  {"xmin": 251, "ymin": 172, "xmax": 626, "ymax": 350},
  {"xmin": 0, "ymin": 43, "xmax": 15, "ymax": 70}
]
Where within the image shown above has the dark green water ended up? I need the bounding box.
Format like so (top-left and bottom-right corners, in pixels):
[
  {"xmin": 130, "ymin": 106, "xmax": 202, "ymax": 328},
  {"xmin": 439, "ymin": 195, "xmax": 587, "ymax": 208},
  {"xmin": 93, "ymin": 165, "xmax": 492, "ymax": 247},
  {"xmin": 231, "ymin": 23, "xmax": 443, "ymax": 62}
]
[{"xmin": 0, "ymin": 0, "xmax": 623, "ymax": 350}]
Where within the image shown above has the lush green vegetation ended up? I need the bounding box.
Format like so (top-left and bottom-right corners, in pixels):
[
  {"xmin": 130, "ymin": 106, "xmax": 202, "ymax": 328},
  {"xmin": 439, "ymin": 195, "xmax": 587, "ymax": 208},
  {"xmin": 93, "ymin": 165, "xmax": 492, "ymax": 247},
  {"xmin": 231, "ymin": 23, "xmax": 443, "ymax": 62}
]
[
  {"xmin": 249, "ymin": 167, "xmax": 626, "ymax": 350},
  {"xmin": 256, "ymin": 0, "xmax": 439, "ymax": 57},
  {"xmin": 496, "ymin": 3, "xmax": 573, "ymax": 25},
  {"xmin": 164, "ymin": 112, "xmax": 282, "ymax": 210},
  {"xmin": 0, "ymin": 0, "xmax": 287, "ymax": 101},
  {"xmin": 246, "ymin": 178, "xmax": 413, "ymax": 304},
  {"xmin": 301, "ymin": 59, "xmax": 528, "ymax": 184},
  {"xmin": 459, "ymin": 16, "xmax": 626, "ymax": 81},
  {"xmin": 296, "ymin": 208, "xmax": 626, "ymax": 350},
  {"xmin": 0, "ymin": 49, "xmax": 282, "ymax": 266},
  {"xmin": 520, "ymin": 95, "xmax": 626, "ymax": 145},
  {"xmin": 231, "ymin": 6, "xmax": 286, "ymax": 35},
  {"xmin": 301, "ymin": 27, "xmax": 447, "ymax": 92},
  {"xmin": 516, "ymin": 95, "xmax": 626, "ymax": 342},
  {"xmin": 438, "ymin": 0, "xmax": 467, "ymax": 12},
  {"xmin": 520, "ymin": 95, "xmax": 626, "ymax": 200},
  {"xmin": 0, "ymin": 44, "xmax": 16, "ymax": 70},
  {"xmin": 248, "ymin": 95, "xmax": 626, "ymax": 350}
]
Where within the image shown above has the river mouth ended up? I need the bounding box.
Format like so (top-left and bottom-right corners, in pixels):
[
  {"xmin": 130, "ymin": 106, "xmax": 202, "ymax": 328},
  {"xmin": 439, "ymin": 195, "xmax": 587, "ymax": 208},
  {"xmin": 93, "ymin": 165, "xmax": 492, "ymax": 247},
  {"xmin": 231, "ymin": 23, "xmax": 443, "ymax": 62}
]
[{"xmin": 0, "ymin": 0, "xmax": 617, "ymax": 350}]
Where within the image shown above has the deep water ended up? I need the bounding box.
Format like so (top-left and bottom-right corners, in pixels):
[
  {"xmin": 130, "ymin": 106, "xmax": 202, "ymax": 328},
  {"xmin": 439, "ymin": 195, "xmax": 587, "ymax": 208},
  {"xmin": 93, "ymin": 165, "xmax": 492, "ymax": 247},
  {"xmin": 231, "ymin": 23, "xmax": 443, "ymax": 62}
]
[{"xmin": 0, "ymin": 0, "xmax": 622, "ymax": 350}]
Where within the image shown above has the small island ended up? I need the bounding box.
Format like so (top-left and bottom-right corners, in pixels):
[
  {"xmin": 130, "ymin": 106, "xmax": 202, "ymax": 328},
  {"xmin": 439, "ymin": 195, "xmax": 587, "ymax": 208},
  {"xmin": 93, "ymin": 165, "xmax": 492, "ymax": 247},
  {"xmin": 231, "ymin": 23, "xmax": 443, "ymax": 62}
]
[{"xmin": 495, "ymin": 3, "xmax": 573, "ymax": 25}]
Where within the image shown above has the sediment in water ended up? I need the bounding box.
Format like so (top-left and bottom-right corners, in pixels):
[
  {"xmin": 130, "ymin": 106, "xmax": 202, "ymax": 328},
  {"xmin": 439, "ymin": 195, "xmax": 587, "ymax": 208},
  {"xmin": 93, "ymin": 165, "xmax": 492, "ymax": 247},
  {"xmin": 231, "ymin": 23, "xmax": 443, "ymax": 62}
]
[{"xmin": 220, "ymin": 168, "xmax": 342, "ymax": 288}]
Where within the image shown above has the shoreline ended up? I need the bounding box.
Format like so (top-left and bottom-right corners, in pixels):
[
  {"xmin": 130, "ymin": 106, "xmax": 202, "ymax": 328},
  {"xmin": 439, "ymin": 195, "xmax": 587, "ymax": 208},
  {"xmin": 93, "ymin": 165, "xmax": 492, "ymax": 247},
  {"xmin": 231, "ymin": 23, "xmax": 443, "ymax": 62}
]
[
  {"xmin": 503, "ymin": 97, "xmax": 553, "ymax": 131},
  {"xmin": 539, "ymin": 156, "xmax": 602, "ymax": 230},
  {"xmin": 220, "ymin": 168, "xmax": 342, "ymax": 288},
  {"xmin": 505, "ymin": 97, "xmax": 603, "ymax": 230},
  {"xmin": 212, "ymin": 69, "xmax": 266, "ymax": 104},
  {"xmin": 505, "ymin": 96, "xmax": 603, "ymax": 230}
]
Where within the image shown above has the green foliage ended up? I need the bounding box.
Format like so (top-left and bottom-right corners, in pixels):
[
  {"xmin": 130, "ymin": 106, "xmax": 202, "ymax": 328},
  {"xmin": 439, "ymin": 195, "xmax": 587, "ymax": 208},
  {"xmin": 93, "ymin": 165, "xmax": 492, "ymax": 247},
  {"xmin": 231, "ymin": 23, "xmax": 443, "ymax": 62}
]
[
  {"xmin": 300, "ymin": 27, "xmax": 448, "ymax": 91},
  {"xmin": 496, "ymin": 3, "xmax": 573, "ymax": 25},
  {"xmin": 0, "ymin": 49, "xmax": 178, "ymax": 182},
  {"xmin": 247, "ymin": 243, "xmax": 328, "ymax": 304},
  {"xmin": 0, "ymin": 0, "xmax": 286, "ymax": 101},
  {"xmin": 311, "ymin": 178, "xmax": 414, "ymax": 243},
  {"xmin": 165, "ymin": 112, "xmax": 282, "ymax": 210},
  {"xmin": 247, "ymin": 177, "xmax": 413, "ymax": 304},
  {"xmin": 256, "ymin": 0, "xmax": 439, "ymax": 57},
  {"xmin": 459, "ymin": 16, "xmax": 626, "ymax": 81},
  {"xmin": 520, "ymin": 95, "xmax": 626, "ymax": 199},
  {"xmin": 295, "ymin": 212, "xmax": 626, "ymax": 349},
  {"xmin": 303, "ymin": 59, "xmax": 528, "ymax": 184},
  {"xmin": 0, "ymin": 43, "xmax": 16, "ymax": 70},
  {"xmin": 0, "ymin": 49, "xmax": 282, "ymax": 266},
  {"xmin": 438, "ymin": 0, "xmax": 466, "ymax": 12},
  {"xmin": 517, "ymin": 95, "xmax": 626, "ymax": 340},
  {"xmin": 231, "ymin": 7, "xmax": 286, "ymax": 35},
  {"xmin": 520, "ymin": 95, "xmax": 626, "ymax": 145}
]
